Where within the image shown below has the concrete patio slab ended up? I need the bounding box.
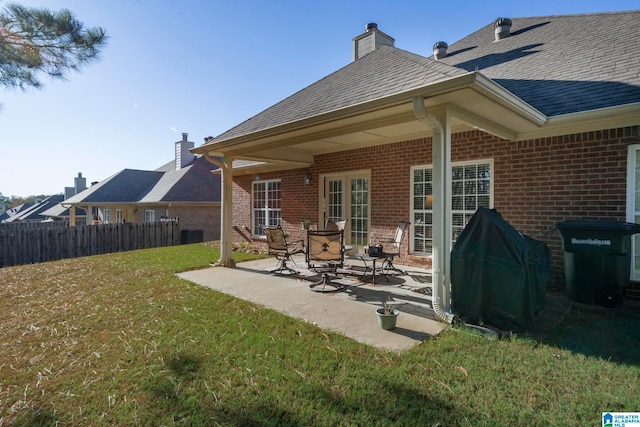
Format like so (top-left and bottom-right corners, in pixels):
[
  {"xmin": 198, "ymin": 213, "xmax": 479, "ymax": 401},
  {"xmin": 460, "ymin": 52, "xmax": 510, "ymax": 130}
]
[{"xmin": 177, "ymin": 256, "xmax": 447, "ymax": 352}]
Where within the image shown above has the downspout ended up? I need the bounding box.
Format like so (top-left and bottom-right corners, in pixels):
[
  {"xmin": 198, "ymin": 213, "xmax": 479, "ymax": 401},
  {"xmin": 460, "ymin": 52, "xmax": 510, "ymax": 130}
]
[
  {"xmin": 413, "ymin": 97, "xmax": 455, "ymax": 324},
  {"xmin": 203, "ymin": 152, "xmax": 235, "ymax": 267}
]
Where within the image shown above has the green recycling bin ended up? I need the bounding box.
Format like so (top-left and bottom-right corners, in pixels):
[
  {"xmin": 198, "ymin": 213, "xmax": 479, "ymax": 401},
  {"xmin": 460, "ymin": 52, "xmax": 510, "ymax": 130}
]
[{"xmin": 555, "ymin": 220, "xmax": 640, "ymax": 308}]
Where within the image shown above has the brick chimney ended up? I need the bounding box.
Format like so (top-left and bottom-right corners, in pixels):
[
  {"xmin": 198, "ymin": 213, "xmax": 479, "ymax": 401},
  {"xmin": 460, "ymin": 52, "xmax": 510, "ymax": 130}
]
[
  {"xmin": 175, "ymin": 133, "xmax": 195, "ymax": 170},
  {"xmin": 352, "ymin": 23, "xmax": 395, "ymax": 61}
]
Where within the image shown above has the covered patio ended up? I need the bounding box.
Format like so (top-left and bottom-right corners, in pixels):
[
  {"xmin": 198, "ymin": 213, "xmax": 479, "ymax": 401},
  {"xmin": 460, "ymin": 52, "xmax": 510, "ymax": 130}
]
[
  {"xmin": 178, "ymin": 255, "xmax": 578, "ymax": 351},
  {"xmin": 177, "ymin": 255, "xmax": 447, "ymax": 352},
  {"xmin": 193, "ymin": 75, "xmax": 549, "ymax": 325}
]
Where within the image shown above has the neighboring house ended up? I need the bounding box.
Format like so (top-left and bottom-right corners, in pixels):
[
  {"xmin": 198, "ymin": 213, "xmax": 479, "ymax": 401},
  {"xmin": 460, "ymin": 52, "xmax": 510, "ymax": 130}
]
[
  {"xmin": 40, "ymin": 172, "xmax": 88, "ymax": 224},
  {"xmin": 2, "ymin": 195, "xmax": 65, "ymax": 223},
  {"xmin": 42, "ymin": 203, "xmax": 87, "ymax": 225},
  {"xmin": 192, "ymin": 11, "xmax": 640, "ymax": 319},
  {"xmin": 57, "ymin": 133, "xmax": 222, "ymax": 242},
  {"xmin": 0, "ymin": 203, "xmax": 32, "ymax": 223}
]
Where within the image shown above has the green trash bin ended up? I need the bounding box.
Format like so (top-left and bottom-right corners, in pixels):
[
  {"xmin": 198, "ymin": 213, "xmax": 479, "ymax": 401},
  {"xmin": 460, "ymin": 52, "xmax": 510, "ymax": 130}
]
[{"xmin": 555, "ymin": 220, "xmax": 640, "ymax": 308}]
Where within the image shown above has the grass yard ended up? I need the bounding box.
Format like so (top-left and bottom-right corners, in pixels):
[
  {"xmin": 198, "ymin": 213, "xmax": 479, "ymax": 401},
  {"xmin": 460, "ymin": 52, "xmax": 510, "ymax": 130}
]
[{"xmin": 1, "ymin": 243, "xmax": 639, "ymax": 426}]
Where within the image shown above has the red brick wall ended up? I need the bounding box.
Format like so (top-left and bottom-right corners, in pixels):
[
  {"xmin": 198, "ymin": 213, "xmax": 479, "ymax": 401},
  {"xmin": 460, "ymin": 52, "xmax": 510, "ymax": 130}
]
[
  {"xmin": 230, "ymin": 126, "xmax": 640, "ymax": 290},
  {"xmin": 453, "ymin": 127, "xmax": 638, "ymax": 289}
]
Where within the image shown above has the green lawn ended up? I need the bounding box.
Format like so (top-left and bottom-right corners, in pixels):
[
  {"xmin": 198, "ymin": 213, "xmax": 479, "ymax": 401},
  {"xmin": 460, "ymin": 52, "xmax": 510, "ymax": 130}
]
[{"xmin": 1, "ymin": 243, "xmax": 638, "ymax": 426}]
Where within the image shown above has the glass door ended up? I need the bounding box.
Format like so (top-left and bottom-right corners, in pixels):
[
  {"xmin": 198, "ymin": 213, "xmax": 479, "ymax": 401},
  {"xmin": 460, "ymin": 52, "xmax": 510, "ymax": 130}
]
[{"xmin": 321, "ymin": 171, "xmax": 370, "ymax": 253}]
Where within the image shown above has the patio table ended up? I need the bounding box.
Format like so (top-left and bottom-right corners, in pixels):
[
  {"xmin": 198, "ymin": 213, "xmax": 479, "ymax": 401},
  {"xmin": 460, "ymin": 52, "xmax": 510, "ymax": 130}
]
[{"xmin": 349, "ymin": 254, "xmax": 388, "ymax": 285}]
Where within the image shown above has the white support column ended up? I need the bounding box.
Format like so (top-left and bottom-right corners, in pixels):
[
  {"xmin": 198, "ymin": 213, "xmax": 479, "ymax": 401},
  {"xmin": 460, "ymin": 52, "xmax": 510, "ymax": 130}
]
[
  {"xmin": 219, "ymin": 155, "xmax": 235, "ymax": 267},
  {"xmin": 69, "ymin": 205, "xmax": 76, "ymax": 226},
  {"xmin": 202, "ymin": 152, "xmax": 235, "ymax": 267}
]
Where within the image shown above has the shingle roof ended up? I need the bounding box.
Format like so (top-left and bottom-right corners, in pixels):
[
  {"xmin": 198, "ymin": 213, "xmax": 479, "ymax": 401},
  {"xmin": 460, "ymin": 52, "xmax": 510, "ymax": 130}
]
[
  {"xmin": 74, "ymin": 169, "xmax": 164, "ymax": 203},
  {"xmin": 439, "ymin": 11, "xmax": 640, "ymax": 115},
  {"xmin": 140, "ymin": 157, "xmax": 221, "ymax": 203},
  {"xmin": 213, "ymin": 46, "xmax": 467, "ymax": 142},
  {"xmin": 64, "ymin": 156, "xmax": 220, "ymax": 205},
  {"xmin": 0, "ymin": 203, "xmax": 31, "ymax": 222},
  {"xmin": 208, "ymin": 11, "xmax": 639, "ymax": 144},
  {"xmin": 3, "ymin": 195, "xmax": 64, "ymax": 222}
]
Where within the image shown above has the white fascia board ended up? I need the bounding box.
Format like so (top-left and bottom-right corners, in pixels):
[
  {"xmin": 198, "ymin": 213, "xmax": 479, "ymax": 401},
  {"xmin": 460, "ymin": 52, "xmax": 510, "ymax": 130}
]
[
  {"xmin": 517, "ymin": 102, "xmax": 640, "ymax": 140},
  {"xmin": 470, "ymin": 73, "xmax": 547, "ymax": 126}
]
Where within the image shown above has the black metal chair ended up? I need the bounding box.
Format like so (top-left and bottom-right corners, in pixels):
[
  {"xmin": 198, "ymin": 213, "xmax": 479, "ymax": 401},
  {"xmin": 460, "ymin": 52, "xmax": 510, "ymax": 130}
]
[
  {"xmin": 264, "ymin": 225, "xmax": 305, "ymax": 275},
  {"xmin": 378, "ymin": 221, "xmax": 410, "ymax": 275},
  {"xmin": 306, "ymin": 229, "xmax": 345, "ymax": 292}
]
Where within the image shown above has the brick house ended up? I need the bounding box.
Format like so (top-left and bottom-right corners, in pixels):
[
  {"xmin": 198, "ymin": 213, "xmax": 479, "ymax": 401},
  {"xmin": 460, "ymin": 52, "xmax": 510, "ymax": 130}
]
[
  {"xmin": 61, "ymin": 133, "xmax": 222, "ymax": 242},
  {"xmin": 193, "ymin": 12, "xmax": 640, "ymax": 320}
]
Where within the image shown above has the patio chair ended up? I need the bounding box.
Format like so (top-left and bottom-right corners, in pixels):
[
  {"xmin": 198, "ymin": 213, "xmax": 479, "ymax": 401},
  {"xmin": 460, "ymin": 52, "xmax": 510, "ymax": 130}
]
[
  {"xmin": 325, "ymin": 218, "xmax": 353, "ymax": 254},
  {"xmin": 378, "ymin": 221, "xmax": 410, "ymax": 275},
  {"xmin": 306, "ymin": 229, "xmax": 345, "ymax": 292},
  {"xmin": 325, "ymin": 218, "xmax": 347, "ymax": 231},
  {"xmin": 264, "ymin": 225, "xmax": 305, "ymax": 275}
]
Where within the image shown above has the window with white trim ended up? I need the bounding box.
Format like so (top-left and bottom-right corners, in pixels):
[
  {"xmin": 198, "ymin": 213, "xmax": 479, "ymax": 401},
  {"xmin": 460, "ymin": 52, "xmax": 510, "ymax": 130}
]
[
  {"xmin": 103, "ymin": 208, "xmax": 110, "ymax": 224},
  {"xmin": 626, "ymin": 145, "xmax": 640, "ymax": 280},
  {"xmin": 252, "ymin": 179, "xmax": 281, "ymax": 236},
  {"xmin": 411, "ymin": 160, "xmax": 493, "ymax": 255},
  {"xmin": 144, "ymin": 209, "xmax": 155, "ymax": 222},
  {"xmin": 116, "ymin": 209, "xmax": 123, "ymax": 223}
]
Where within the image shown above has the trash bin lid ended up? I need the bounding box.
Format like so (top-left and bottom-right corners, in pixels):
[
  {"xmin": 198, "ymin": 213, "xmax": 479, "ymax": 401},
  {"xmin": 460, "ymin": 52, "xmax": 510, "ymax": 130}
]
[{"xmin": 555, "ymin": 220, "xmax": 640, "ymax": 235}]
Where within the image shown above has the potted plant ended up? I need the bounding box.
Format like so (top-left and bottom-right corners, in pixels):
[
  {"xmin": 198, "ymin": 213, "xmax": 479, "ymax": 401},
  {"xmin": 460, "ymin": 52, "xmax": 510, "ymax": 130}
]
[
  {"xmin": 301, "ymin": 219, "xmax": 311, "ymax": 230},
  {"xmin": 376, "ymin": 301, "xmax": 401, "ymax": 330}
]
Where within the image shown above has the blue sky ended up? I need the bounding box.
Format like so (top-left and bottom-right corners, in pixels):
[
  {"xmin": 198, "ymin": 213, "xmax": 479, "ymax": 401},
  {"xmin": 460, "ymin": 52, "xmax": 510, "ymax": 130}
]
[{"xmin": 1, "ymin": 0, "xmax": 638, "ymax": 197}]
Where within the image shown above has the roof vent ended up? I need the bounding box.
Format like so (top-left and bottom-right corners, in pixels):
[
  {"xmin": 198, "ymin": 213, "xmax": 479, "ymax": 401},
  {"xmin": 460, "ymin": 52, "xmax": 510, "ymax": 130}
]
[
  {"xmin": 433, "ymin": 41, "xmax": 448, "ymax": 60},
  {"xmin": 494, "ymin": 18, "xmax": 512, "ymax": 41},
  {"xmin": 366, "ymin": 22, "xmax": 377, "ymax": 31}
]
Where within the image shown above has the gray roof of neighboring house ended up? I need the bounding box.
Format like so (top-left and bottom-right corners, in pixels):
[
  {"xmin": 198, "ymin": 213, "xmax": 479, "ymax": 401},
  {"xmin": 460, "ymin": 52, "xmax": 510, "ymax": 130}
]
[
  {"xmin": 208, "ymin": 11, "xmax": 639, "ymax": 144},
  {"xmin": 3, "ymin": 195, "xmax": 64, "ymax": 222},
  {"xmin": 0, "ymin": 203, "xmax": 31, "ymax": 222},
  {"xmin": 63, "ymin": 156, "xmax": 220, "ymax": 205},
  {"xmin": 142, "ymin": 156, "xmax": 221, "ymax": 202}
]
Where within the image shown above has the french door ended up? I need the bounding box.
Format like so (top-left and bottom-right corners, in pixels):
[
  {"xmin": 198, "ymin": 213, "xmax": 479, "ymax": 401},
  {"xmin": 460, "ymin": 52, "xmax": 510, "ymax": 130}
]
[{"xmin": 320, "ymin": 171, "xmax": 370, "ymax": 252}]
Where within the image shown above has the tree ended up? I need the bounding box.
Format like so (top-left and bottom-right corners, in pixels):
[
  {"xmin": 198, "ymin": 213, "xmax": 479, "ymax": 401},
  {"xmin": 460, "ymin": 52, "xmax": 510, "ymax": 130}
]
[{"xmin": 0, "ymin": 2, "xmax": 107, "ymax": 90}]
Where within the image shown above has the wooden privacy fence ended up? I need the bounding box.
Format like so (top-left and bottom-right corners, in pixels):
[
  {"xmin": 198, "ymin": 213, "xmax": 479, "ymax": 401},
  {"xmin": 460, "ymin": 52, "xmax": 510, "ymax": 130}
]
[
  {"xmin": 0, "ymin": 220, "xmax": 69, "ymax": 230},
  {"xmin": 0, "ymin": 222, "xmax": 181, "ymax": 267}
]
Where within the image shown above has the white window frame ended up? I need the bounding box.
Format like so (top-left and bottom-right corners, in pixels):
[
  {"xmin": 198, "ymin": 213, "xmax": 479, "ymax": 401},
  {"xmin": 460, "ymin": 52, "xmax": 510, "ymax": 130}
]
[
  {"xmin": 144, "ymin": 209, "xmax": 155, "ymax": 223},
  {"xmin": 116, "ymin": 209, "xmax": 123, "ymax": 224},
  {"xmin": 252, "ymin": 179, "xmax": 282, "ymax": 236},
  {"xmin": 410, "ymin": 159, "xmax": 493, "ymax": 256},
  {"xmin": 103, "ymin": 208, "xmax": 110, "ymax": 224},
  {"xmin": 626, "ymin": 144, "xmax": 640, "ymax": 280}
]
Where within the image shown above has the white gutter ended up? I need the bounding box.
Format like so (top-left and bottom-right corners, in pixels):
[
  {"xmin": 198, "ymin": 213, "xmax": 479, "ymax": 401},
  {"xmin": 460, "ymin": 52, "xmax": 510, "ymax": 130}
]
[{"xmin": 413, "ymin": 96, "xmax": 455, "ymax": 324}]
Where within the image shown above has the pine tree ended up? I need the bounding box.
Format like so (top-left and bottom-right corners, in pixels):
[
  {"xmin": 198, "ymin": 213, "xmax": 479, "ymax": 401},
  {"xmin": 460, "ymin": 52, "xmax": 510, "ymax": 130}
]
[{"xmin": 0, "ymin": 2, "xmax": 107, "ymax": 89}]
